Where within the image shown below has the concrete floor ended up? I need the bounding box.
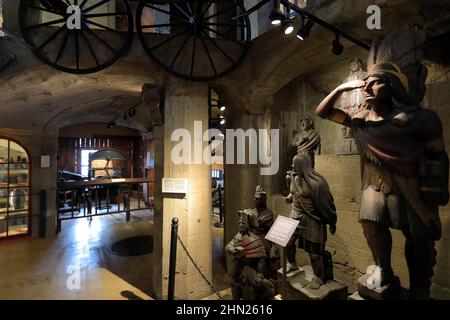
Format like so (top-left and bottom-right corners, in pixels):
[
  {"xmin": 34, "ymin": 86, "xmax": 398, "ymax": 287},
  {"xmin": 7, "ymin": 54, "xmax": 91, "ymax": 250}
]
[{"xmin": 0, "ymin": 210, "xmax": 229, "ymax": 300}]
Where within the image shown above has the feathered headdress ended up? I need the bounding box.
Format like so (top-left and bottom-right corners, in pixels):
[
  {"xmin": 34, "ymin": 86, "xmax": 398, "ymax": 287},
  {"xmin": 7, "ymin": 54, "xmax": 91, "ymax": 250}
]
[{"xmin": 367, "ymin": 26, "xmax": 428, "ymax": 104}]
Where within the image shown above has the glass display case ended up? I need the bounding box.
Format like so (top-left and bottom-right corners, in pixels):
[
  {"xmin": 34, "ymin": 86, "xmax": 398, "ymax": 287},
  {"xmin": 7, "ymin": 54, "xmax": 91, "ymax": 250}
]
[{"xmin": 0, "ymin": 138, "xmax": 30, "ymax": 239}]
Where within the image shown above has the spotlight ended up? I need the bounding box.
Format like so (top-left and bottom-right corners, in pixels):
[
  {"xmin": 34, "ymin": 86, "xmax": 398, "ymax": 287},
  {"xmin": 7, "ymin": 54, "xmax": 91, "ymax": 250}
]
[
  {"xmin": 107, "ymin": 121, "xmax": 115, "ymax": 129},
  {"xmin": 220, "ymin": 118, "xmax": 226, "ymax": 125},
  {"xmin": 218, "ymin": 101, "xmax": 226, "ymax": 111},
  {"xmin": 297, "ymin": 20, "xmax": 314, "ymax": 40},
  {"xmin": 281, "ymin": 19, "xmax": 294, "ymax": 35},
  {"xmin": 123, "ymin": 113, "xmax": 128, "ymax": 120},
  {"xmin": 269, "ymin": 0, "xmax": 284, "ymax": 25},
  {"xmin": 332, "ymin": 34, "xmax": 344, "ymax": 55}
]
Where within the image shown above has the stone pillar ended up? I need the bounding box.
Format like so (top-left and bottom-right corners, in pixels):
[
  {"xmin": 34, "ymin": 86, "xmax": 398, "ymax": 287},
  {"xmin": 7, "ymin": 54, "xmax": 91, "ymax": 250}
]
[
  {"xmin": 224, "ymin": 112, "xmax": 274, "ymax": 269},
  {"xmin": 153, "ymin": 79, "xmax": 212, "ymax": 300}
]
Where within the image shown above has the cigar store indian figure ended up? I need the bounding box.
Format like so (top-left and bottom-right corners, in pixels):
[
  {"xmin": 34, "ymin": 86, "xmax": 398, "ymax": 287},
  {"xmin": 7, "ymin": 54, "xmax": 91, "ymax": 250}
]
[{"xmin": 315, "ymin": 28, "xmax": 449, "ymax": 299}]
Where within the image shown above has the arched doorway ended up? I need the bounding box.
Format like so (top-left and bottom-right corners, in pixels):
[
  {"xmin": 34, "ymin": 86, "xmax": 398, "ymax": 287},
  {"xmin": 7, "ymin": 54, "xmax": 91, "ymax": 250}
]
[{"xmin": 0, "ymin": 137, "xmax": 31, "ymax": 239}]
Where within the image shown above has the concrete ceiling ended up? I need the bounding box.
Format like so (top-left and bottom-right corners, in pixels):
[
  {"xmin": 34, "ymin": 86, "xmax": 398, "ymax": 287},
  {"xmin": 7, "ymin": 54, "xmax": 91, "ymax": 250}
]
[{"xmin": 0, "ymin": 59, "xmax": 159, "ymax": 133}]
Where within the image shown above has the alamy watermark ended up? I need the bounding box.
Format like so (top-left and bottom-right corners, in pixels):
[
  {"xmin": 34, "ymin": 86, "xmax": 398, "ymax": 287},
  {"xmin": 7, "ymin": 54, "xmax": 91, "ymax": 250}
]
[
  {"xmin": 366, "ymin": 5, "xmax": 381, "ymax": 30},
  {"xmin": 66, "ymin": 263, "xmax": 81, "ymax": 290},
  {"xmin": 171, "ymin": 121, "xmax": 279, "ymax": 176}
]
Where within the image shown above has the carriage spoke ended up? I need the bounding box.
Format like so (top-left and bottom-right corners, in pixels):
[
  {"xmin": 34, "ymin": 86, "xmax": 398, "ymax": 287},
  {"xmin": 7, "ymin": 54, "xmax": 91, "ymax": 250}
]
[
  {"xmin": 169, "ymin": 33, "xmax": 192, "ymax": 69},
  {"xmin": 27, "ymin": 4, "xmax": 62, "ymax": 16},
  {"xmin": 84, "ymin": 12, "xmax": 127, "ymax": 18},
  {"xmin": 143, "ymin": 3, "xmax": 188, "ymax": 23},
  {"xmin": 83, "ymin": 19, "xmax": 128, "ymax": 36},
  {"xmin": 84, "ymin": 0, "xmax": 111, "ymax": 13},
  {"xmin": 201, "ymin": 30, "xmax": 235, "ymax": 64},
  {"xmin": 84, "ymin": 26, "xmax": 118, "ymax": 54},
  {"xmin": 203, "ymin": 25, "xmax": 245, "ymax": 46},
  {"xmin": 37, "ymin": 25, "xmax": 66, "ymax": 50},
  {"xmin": 39, "ymin": 0, "xmax": 68, "ymax": 13},
  {"xmin": 27, "ymin": 18, "xmax": 66, "ymax": 30},
  {"xmin": 200, "ymin": 36, "xmax": 217, "ymax": 76},
  {"xmin": 75, "ymin": 30, "xmax": 80, "ymax": 70},
  {"xmin": 150, "ymin": 27, "xmax": 190, "ymax": 51},
  {"xmin": 201, "ymin": 2, "xmax": 213, "ymax": 17},
  {"xmin": 81, "ymin": 31, "xmax": 100, "ymax": 67},
  {"xmin": 203, "ymin": 5, "xmax": 234, "ymax": 21},
  {"xmin": 141, "ymin": 23, "xmax": 183, "ymax": 29},
  {"xmin": 186, "ymin": 2, "xmax": 193, "ymax": 15},
  {"xmin": 190, "ymin": 36, "xmax": 197, "ymax": 76},
  {"xmin": 80, "ymin": 0, "xmax": 89, "ymax": 8},
  {"xmin": 54, "ymin": 29, "xmax": 70, "ymax": 64},
  {"xmin": 173, "ymin": 3, "xmax": 190, "ymax": 19}
]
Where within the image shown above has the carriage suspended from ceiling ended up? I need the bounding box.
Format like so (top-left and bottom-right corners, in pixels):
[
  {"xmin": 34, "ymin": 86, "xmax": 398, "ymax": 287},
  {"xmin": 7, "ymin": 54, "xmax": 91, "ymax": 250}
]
[
  {"xmin": 18, "ymin": 0, "xmax": 369, "ymax": 80},
  {"xmin": 19, "ymin": 0, "xmax": 252, "ymax": 80}
]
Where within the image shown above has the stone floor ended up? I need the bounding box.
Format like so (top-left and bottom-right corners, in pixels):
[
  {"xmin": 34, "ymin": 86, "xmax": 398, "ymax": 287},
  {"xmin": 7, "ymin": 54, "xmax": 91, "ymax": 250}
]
[{"xmin": 0, "ymin": 210, "xmax": 229, "ymax": 300}]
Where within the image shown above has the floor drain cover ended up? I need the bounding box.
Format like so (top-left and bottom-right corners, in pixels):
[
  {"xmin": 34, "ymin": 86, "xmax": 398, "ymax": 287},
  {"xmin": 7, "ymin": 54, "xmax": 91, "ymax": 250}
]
[{"xmin": 109, "ymin": 235, "xmax": 153, "ymax": 256}]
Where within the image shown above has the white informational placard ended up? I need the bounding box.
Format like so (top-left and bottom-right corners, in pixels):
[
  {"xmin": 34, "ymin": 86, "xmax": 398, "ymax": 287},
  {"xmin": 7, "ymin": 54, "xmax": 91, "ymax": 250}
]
[
  {"xmin": 162, "ymin": 178, "xmax": 188, "ymax": 193},
  {"xmin": 41, "ymin": 155, "xmax": 50, "ymax": 168},
  {"xmin": 265, "ymin": 215, "xmax": 299, "ymax": 248}
]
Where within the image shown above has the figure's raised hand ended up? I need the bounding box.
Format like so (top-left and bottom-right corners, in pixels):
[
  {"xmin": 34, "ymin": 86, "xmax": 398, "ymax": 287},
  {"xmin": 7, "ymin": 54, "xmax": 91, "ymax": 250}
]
[{"xmin": 337, "ymin": 80, "xmax": 366, "ymax": 92}]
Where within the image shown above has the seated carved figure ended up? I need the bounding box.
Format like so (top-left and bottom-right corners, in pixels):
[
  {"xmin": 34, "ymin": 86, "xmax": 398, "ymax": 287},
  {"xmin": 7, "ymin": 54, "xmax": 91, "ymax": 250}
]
[
  {"xmin": 225, "ymin": 210, "xmax": 274, "ymax": 300},
  {"xmin": 246, "ymin": 186, "xmax": 280, "ymax": 280}
]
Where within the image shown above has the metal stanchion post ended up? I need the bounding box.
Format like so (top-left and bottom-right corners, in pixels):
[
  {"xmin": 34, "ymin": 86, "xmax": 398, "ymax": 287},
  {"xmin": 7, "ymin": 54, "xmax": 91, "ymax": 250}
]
[
  {"xmin": 282, "ymin": 247, "xmax": 287, "ymax": 299},
  {"xmin": 168, "ymin": 217, "xmax": 179, "ymax": 300},
  {"xmin": 214, "ymin": 186, "xmax": 224, "ymax": 228}
]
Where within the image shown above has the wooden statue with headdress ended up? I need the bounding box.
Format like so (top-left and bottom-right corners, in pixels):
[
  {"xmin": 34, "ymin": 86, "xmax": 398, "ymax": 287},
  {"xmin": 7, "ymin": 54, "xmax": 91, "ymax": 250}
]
[
  {"xmin": 225, "ymin": 209, "xmax": 274, "ymax": 300},
  {"xmin": 315, "ymin": 25, "xmax": 449, "ymax": 299},
  {"xmin": 339, "ymin": 57, "xmax": 368, "ymax": 138}
]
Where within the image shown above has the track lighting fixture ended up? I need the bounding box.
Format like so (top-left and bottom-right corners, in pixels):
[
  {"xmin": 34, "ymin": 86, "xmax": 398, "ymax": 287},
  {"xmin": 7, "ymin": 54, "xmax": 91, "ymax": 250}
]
[
  {"xmin": 269, "ymin": 0, "xmax": 285, "ymax": 25},
  {"xmin": 281, "ymin": 6, "xmax": 294, "ymax": 35},
  {"xmin": 297, "ymin": 19, "xmax": 314, "ymax": 40},
  {"xmin": 281, "ymin": 19, "xmax": 294, "ymax": 35},
  {"xmin": 332, "ymin": 34, "xmax": 344, "ymax": 55},
  {"xmin": 220, "ymin": 118, "xmax": 226, "ymax": 125},
  {"xmin": 107, "ymin": 121, "xmax": 115, "ymax": 129},
  {"xmin": 218, "ymin": 101, "xmax": 226, "ymax": 111}
]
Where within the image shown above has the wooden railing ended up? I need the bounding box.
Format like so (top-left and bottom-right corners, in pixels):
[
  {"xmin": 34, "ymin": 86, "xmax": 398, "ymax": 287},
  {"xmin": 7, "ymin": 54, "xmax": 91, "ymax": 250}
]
[{"xmin": 57, "ymin": 178, "xmax": 154, "ymax": 233}]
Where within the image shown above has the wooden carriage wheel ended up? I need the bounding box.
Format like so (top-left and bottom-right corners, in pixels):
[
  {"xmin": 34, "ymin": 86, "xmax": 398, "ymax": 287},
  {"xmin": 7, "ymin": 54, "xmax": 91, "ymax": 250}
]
[
  {"xmin": 136, "ymin": 0, "xmax": 251, "ymax": 81},
  {"xmin": 19, "ymin": 0, "xmax": 133, "ymax": 74}
]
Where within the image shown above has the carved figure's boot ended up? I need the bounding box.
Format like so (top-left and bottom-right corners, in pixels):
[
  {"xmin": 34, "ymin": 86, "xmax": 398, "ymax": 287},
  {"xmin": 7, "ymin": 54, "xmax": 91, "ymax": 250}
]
[
  {"xmin": 231, "ymin": 283, "xmax": 243, "ymax": 300},
  {"xmin": 405, "ymin": 237, "xmax": 436, "ymax": 300},
  {"xmin": 362, "ymin": 221, "xmax": 395, "ymax": 286},
  {"xmin": 323, "ymin": 250, "xmax": 334, "ymax": 282},
  {"xmin": 309, "ymin": 252, "xmax": 325, "ymax": 290}
]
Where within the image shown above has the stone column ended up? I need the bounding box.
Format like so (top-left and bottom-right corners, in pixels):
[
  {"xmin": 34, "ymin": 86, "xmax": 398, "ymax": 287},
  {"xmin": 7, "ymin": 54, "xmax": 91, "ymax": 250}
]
[
  {"xmin": 153, "ymin": 79, "xmax": 212, "ymax": 300},
  {"xmin": 224, "ymin": 112, "xmax": 275, "ymax": 269}
]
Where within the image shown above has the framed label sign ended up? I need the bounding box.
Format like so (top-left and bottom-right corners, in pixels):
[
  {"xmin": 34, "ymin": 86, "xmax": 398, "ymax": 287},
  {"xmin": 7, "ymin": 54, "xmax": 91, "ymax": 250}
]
[
  {"xmin": 265, "ymin": 215, "xmax": 299, "ymax": 248},
  {"xmin": 162, "ymin": 178, "xmax": 188, "ymax": 194}
]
